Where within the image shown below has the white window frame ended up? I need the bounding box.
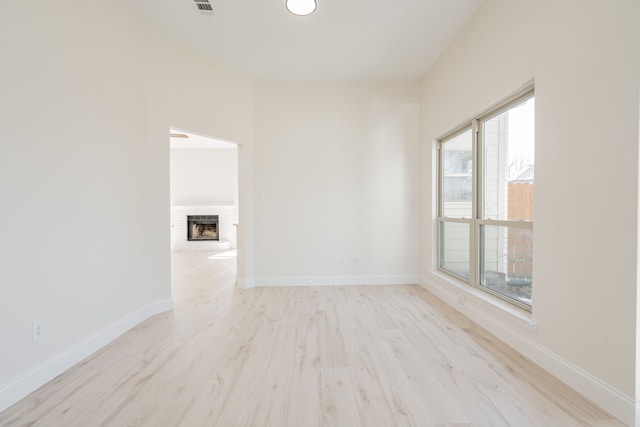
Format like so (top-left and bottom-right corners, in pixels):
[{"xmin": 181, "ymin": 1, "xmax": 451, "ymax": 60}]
[{"xmin": 437, "ymin": 86, "xmax": 534, "ymax": 311}]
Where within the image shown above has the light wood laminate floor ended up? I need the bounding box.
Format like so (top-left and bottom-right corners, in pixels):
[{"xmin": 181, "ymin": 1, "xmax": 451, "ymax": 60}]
[{"xmin": 0, "ymin": 251, "xmax": 624, "ymax": 426}]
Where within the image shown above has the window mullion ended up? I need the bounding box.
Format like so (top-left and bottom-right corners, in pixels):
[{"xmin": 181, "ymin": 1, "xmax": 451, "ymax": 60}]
[
  {"xmin": 478, "ymin": 219, "xmax": 533, "ymax": 228},
  {"xmin": 474, "ymin": 119, "xmax": 482, "ymax": 221},
  {"xmin": 437, "ymin": 143, "xmax": 442, "ymax": 218},
  {"xmin": 470, "ymin": 119, "xmax": 480, "ymax": 288}
]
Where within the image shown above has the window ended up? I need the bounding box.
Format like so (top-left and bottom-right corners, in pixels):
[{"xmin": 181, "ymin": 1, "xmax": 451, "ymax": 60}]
[{"xmin": 438, "ymin": 89, "xmax": 535, "ymax": 310}]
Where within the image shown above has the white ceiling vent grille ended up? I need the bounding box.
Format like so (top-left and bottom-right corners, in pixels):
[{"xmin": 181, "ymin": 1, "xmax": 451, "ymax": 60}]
[{"xmin": 193, "ymin": 0, "xmax": 215, "ymax": 16}]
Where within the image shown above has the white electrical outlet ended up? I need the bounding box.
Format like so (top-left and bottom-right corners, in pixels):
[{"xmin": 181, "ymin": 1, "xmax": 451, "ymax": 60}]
[
  {"xmin": 340, "ymin": 257, "xmax": 346, "ymax": 265},
  {"xmin": 32, "ymin": 319, "xmax": 45, "ymax": 342},
  {"xmin": 353, "ymin": 257, "xmax": 359, "ymax": 265}
]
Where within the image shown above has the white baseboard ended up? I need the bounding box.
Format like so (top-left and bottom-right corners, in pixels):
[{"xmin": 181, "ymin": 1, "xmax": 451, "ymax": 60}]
[
  {"xmin": 236, "ymin": 276, "xmax": 255, "ymax": 289},
  {"xmin": 0, "ymin": 298, "xmax": 173, "ymax": 414},
  {"xmin": 419, "ymin": 274, "xmax": 634, "ymax": 426},
  {"xmin": 254, "ymin": 275, "xmax": 421, "ymax": 287}
]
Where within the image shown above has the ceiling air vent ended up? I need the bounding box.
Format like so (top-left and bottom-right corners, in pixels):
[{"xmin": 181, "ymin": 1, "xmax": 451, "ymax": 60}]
[{"xmin": 193, "ymin": 0, "xmax": 215, "ymax": 16}]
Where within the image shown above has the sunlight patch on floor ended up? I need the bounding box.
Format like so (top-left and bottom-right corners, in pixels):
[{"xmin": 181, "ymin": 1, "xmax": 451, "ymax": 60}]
[{"xmin": 208, "ymin": 250, "xmax": 237, "ymax": 260}]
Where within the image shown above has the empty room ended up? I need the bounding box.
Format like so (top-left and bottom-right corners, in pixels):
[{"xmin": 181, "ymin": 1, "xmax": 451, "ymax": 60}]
[{"xmin": 1, "ymin": 0, "xmax": 639, "ymax": 425}]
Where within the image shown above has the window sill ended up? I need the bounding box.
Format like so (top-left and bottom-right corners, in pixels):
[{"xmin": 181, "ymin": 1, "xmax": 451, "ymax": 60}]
[{"xmin": 427, "ymin": 270, "xmax": 538, "ymax": 333}]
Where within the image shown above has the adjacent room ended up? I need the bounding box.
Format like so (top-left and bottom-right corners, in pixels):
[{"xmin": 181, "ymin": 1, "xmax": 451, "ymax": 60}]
[
  {"xmin": 1, "ymin": 0, "xmax": 639, "ymax": 425},
  {"xmin": 169, "ymin": 128, "xmax": 238, "ymax": 255}
]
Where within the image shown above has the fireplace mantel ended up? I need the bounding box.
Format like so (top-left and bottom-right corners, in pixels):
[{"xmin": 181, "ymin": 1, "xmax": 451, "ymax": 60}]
[{"xmin": 172, "ymin": 203, "xmax": 234, "ymax": 209}]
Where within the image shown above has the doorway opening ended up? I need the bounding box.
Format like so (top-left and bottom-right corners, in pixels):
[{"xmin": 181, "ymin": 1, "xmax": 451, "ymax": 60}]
[{"xmin": 169, "ymin": 127, "xmax": 240, "ymax": 278}]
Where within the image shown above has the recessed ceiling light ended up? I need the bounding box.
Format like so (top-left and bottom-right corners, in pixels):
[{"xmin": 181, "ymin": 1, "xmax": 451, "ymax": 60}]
[{"xmin": 285, "ymin": 0, "xmax": 317, "ymax": 16}]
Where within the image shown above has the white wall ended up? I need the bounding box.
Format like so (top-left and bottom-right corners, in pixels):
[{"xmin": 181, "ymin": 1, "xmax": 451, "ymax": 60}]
[
  {"xmin": 170, "ymin": 148, "xmax": 238, "ymax": 206},
  {"xmin": 0, "ymin": 0, "xmax": 171, "ymax": 409},
  {"xmin": 419, "ymin": 0, "xmax": 640, "ymax": 423},
  {"xmin": 254, "ymin": 82, "xmax": 420, "ymax": 285},
  {"xmin": 0, "ymin": 0, "xmax": 255, "ymax": 411}
]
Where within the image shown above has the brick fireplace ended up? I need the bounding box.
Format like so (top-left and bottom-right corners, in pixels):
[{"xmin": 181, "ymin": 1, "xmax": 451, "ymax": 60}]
[{"xmin": 171, "ymin": 205, "xmax": 235, "ymax": 251}]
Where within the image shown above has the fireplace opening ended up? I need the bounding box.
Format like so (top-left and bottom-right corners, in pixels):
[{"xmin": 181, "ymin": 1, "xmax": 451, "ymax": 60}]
[{"xmin": 187, "ymin": 215, "xmax": 219, "ymax": 241}]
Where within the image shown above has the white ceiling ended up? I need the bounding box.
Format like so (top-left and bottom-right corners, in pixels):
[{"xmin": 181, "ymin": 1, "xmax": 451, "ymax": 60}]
[
  {"xmin": 131, "ymin": 0, "xmax": 484, "ymax": 81},
  {"xmin": 170, "ymin": 129, "xmax": 238, "ymax": 149}
]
